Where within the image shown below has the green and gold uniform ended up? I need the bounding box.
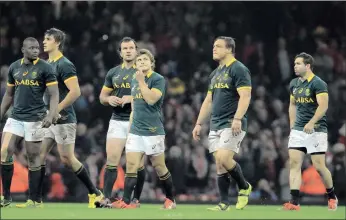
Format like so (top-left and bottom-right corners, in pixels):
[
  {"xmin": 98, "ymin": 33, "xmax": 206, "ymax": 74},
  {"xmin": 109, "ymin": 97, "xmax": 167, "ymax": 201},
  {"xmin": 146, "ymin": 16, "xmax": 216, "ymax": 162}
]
[
  {"xmin": 47, "ymin": 53, "xmax": 77, "ymax": 124},
  {"xmin": 289, "ymin": 74, "xmax": 328, "ymax": 133},
  {"xmin": 7, "ymin": 58, "xmax": 57, "ymax": 122},
  {"xmin": 208, "ymin": 58, "xmax": 252, "ymax": 131},
  {"xmin": 130, "ymin": 71, "xmax": 166, "ymax": 136},
  {"xmin": 103, "ymin": 63, "xmax": 136, "ymax": 121}
]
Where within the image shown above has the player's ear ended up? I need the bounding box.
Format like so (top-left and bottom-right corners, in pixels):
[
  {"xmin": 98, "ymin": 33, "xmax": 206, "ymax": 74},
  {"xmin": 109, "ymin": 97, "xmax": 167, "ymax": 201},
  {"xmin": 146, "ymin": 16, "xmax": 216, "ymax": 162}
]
[{"xmin": 21, "ymin": 47, "xmax": 24, "ymax": 54}]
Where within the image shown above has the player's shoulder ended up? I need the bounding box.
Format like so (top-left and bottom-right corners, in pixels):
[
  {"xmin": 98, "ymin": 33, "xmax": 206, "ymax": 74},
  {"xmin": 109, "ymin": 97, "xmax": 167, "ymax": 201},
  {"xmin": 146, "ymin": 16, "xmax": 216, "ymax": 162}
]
[
  {"xmin": 9, "ymin": 59, "xmax": 22, "ymax": 69},
  {"xmin": 107, "ymin": 65, "xmax": 122, "ymax": 75},
  {"xmin": 311, "ymin": 75, "xmax": 328, "ymax": 89},
  {"xmin": 209, "ymin": 68, "xmax": 218, "ymax": 79},
  {"xmin": 312, "ymin": 75, "xmax": 327, "ymax": 84},
  {"xmin": 36, "ymin": 59, "xmax": 53, "ymax": 69},
  {"xmin": 289, "ymin": 77, "xmax": 299, "ymax": 86},
  {"xmin": 152, "ymin": 71, "xmax": 164, "ymax": 80},
  {"xmin": 58, "ymin": 56, "xmax": 75, "ymax": 67},
  {"xmin": 231, "ymin": 60, "xmax": 250, "ymax": 73}
]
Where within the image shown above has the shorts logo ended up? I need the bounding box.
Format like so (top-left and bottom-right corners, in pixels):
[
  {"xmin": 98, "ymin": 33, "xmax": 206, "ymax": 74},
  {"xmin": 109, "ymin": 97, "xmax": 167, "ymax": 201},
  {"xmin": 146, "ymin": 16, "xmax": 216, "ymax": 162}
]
[
  {"xmin": 149, "ymin": 127, "xmax": 157, "ymax": 133},
  {"xmin": 224, "ymin": 139, "xmax": 230, "ymax": 143},
  {"xmin": 314, "ymin": 143, "xmax": 319, "ymax": 148},
  {"xmin": 62, "ymin": 134, "xmax": 68, "ymax": 140},
  {"xmin": 152, "ymin": 144, "xmax": 157, "ymax": 149}
]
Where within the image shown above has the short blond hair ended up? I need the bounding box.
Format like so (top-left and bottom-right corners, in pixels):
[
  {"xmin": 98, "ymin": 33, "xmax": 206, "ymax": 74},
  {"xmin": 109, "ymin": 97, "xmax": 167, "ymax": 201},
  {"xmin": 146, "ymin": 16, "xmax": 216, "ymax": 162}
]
[{"xmin": 136, "ymin": 49, "xmax": 155, "ymax": 69}]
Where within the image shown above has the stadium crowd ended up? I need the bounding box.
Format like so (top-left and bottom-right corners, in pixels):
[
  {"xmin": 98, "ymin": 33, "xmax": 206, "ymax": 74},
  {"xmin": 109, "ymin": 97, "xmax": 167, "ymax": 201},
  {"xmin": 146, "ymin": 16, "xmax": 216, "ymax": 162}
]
[{"xmin": 0, "ymin": 1, "xmax": 345, "ymax": 203}]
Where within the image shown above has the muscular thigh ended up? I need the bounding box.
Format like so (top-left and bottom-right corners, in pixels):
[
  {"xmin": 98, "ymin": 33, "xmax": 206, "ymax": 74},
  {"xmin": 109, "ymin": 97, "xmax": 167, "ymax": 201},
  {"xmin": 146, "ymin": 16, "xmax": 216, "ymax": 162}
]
[
  {"xmin": 1, "ymin": 131, "xmax": 22, "ymax": 162},
  {"xmin": 51, "ymin": 124, "xmax": 77, "ymax": 145},
  {"xmin": 125, "ymin": 152, "xmax": 144, "ymax": 173},
  {"xmin": 106, "ymin": 138, "xmax": 126, "ymax": 157},
  {"xmin": 57, "ymin": 143, "xmax": 75, "ymax": 158}
]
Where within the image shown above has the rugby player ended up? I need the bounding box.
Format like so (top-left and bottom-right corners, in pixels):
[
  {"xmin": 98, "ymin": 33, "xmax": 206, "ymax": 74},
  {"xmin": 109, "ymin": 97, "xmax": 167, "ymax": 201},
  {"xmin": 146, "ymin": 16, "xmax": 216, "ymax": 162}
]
[
  {"xmin": 97, "ymin": 37, "xmax": 145, "ymax": 207},
  {"xmin": 283, "ymin": 52, "xmax": 338, "ymax": 211},
  {"xmin": 0, "ymin": 37, "xmax": 59, "ymax": 207},
  {"xmin": 16, "ymin": 28, "xmax": 103, "ymax": 208},
  {"xmin": 111, "ymin": 49, "xmax": 176, "ymax": 209},
  {"xmin": 192, "ymin": 36, "xmax": 252, "ymax": 211}
]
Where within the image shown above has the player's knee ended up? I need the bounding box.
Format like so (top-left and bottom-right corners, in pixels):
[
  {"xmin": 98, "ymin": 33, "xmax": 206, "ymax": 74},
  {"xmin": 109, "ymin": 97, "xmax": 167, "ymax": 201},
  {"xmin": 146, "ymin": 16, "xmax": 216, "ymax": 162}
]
[
  {"xmin": 60, "ymin": 154, "xmax": 74, "ymax": 168},
  {"xmin": 289, "ymin": 157, "xmax": 302, "ymax": 170},
  {"xmin": 312, "ymin": 159, "xmax": 326, "ymax": 171},
  {"xmin": 126, "ymin": 159, "xmax": 140, "ymax": 173},
  {"xmin": 106, "ymin": 154, "xmax": 121, "ymax": 166},
  {"xmin": 27, "ymin": 152, "xmax": 40, "ymax": 166},
  {"xmin": 152, "ymin": 163, "xmax": 168, "ymax": 177},
  {"xmin": 1, "ymin": 148, "xmax": 9, "ymax": 162}
]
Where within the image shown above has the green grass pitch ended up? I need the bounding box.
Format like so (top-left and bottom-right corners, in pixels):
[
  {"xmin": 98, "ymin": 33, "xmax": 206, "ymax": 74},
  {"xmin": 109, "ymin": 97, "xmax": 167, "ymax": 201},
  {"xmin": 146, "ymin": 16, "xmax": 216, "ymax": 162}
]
[{"xmin": 1, "ymin": 203, "xmax": 345, "ymax": 219}]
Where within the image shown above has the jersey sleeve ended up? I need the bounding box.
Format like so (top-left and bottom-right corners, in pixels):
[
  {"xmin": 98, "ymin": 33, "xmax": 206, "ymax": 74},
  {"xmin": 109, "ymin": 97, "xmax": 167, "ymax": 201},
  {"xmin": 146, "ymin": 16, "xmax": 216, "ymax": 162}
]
[
  {"xmin": 103, "ymin": 69, "xmax": 114, "ymax": 91},
  {"xmin": 234, "ymin": 66, "xmax": 252, "ymax": 91},
  {"xmin": 151, "ymin": 76, "xmax": 166, "ymax": 96},
  {"xmin": 207, "ymin": 72, "xmax": 215, "ymax": 94},
  {"xmin": 44, "ymin": 64, "xmax": 58, "ymax": 86},
  {"xmin": 7, "ymin": 64, "xmax": 15, "ymax": 87},
  {"xmin": 313, "ymin": 79, "xmax": 328, "ymax": 97},
  {"xmin": 60, "ymin": 62, "xmax": 77, "ymax": 83},
  {"xmin": 289, "ymin": 79, "xmax": 296, "ymax": 100}
]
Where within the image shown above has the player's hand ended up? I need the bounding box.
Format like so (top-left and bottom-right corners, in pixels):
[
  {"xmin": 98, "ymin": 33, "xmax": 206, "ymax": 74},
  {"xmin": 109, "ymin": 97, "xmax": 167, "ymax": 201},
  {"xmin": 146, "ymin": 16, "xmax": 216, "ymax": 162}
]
[
  {"xmin": 231, "ymin": 118, "xmax": 242, "ymax": 136},
  {"xmin": 135, "ymin": 70, "xmax": 145, "ymax": 83},
  {"xmin": 303, "ymin": 122, "xmax": 315, "ymax": 134},
  {"xmin": 46, "ymin": 110, "xmax": 61, "ymax": 124},
  {"xmin": 121, "ymin": 96, "xmax": 132, "ymax": 107},
  {"xmin": 42, "ymin": 115, "xmax": 53, "ymax": 128},
  {"xmin": 192, "ymin": 124, "xmax": 202, "ymax": 141},
  {"xmin": 108, "ymin": 96, "xmax": 123, "ymax": 107}
]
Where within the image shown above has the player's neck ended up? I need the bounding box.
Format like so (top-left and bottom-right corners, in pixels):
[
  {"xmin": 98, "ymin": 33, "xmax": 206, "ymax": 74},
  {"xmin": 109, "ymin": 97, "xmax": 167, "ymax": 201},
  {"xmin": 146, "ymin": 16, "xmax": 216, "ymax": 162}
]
[
  {"xmin": 48, "ymin": 50, "xmax": 63, "ymax": 62},
  {"xmin": 143, "ymin": 69, "xmax": 152, "ymax": 76},
  {"xmin": 301, "ymin": 71, "xmax": 314, "ymax": 81},
  {"xmin": 219, "ymin": 54, "xmax": 235, "ymax": 67},
  {"xmin": 23, "ymin": 57, "xmax": 35, "ymax": 64},
  {"xmin": 122, "ymin": 60, "xmax": 135, "ymax": 69}
]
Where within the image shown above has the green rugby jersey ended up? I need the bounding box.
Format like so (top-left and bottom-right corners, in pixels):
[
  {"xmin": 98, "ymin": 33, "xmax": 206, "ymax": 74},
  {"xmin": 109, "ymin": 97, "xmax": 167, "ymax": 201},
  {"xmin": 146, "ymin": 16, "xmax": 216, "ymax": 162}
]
[
  {"xmin": 289, "ymin": 74, "xmax": 328, "ymax": 133},
  {"xmin": 130, "ymin": 71, "xmax": 166, "ymax": 136},
  {"xmin": 103, "ymin": 63, "xmax": 136, "ymax": 121},
  {"xmin": 208, "ymin": 58, "xmax": 252, "ymax": 131},
  {"xmin": 47, "ymin": 53, "xmax": 77, "ymax": 124},
  {"xmin": 7, "ymin": 58, "xmax": 57, "ymax": 122}
]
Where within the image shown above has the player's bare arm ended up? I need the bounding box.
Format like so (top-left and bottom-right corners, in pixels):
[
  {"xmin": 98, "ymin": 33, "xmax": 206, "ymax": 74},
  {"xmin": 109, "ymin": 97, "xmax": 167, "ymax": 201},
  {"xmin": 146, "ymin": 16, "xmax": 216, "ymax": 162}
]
[
  {"xmin": 58, "ymin": 76, "xmax": 81, "ymax": 113},
  {"xmin": 192, "ymin": 93, "xmax": 212, "ymax": 141},
  {"xmin": 289, "ymin": 95, "xmax": 296, "ymax": 129},
  {"xmin": 232, "ymin": 88, "xmax": 251, "ymax": 136},
  {"xmin": 304, "ymin": 93, "xmax": 328, "ymax": 134},
  {"xmin": 99, "ymin": 87, "xmax": 123, "ymax": 107},
  {"xmin": 136, "ymin": 71, "xmax": 162, "ymax": 105},
  {"xmin": 43, "ymin": 83, "xmax": 59, "ymax": 127},
  {"xmin": 0, "ymin": 85, "xmax": 14, "ymax": 121}
]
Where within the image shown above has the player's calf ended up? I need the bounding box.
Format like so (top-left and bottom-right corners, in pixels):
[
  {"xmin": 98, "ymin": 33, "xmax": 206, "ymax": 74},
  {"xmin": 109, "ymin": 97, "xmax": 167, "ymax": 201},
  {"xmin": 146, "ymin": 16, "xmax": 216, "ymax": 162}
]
[
  {"xmin": 121, "ymin": 152, "xmax": 143, "ymax": 204},
  {"xmin": 151, "ymin": 154, "xmax": 175, "ymax": 204},
  {"xmin": 103, "ymin": 138, "xmax": 125, "ymax": 199},
  {"xmin": 311, "ymin": 154, "xmax": 338, "ymax": 210}
]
